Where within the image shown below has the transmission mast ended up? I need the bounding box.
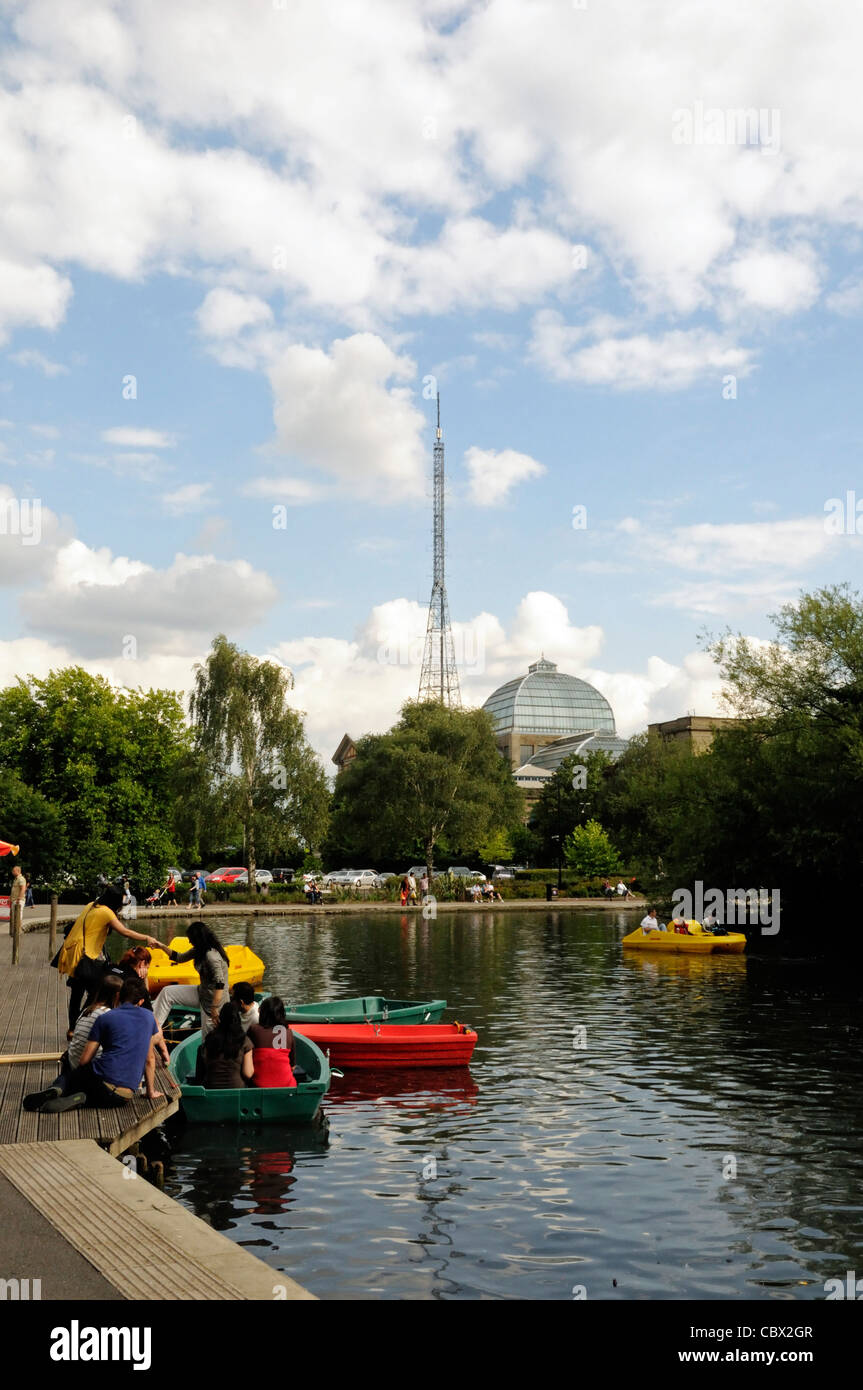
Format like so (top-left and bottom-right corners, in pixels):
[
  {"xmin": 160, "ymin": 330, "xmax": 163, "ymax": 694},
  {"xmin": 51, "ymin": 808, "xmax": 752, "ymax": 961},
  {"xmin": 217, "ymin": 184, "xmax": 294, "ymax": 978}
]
[{"xmin": 418, "ymin": 393, "xmax": 461, "ymax": 706}]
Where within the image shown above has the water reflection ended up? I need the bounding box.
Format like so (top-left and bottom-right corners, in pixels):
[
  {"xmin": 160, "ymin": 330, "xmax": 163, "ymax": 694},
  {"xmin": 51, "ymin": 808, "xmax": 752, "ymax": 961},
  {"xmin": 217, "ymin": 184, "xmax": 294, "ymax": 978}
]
[{"xmin": 162, "ymin": 909, "xmax": 863, "ymax": 1300}]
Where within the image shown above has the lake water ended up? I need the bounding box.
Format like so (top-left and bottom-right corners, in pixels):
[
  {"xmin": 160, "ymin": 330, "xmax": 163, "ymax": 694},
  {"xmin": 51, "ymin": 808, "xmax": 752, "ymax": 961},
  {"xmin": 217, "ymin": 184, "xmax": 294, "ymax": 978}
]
[{"xmin": 157, "ymin": 909, "xmax": 863, "ymax": 1301}]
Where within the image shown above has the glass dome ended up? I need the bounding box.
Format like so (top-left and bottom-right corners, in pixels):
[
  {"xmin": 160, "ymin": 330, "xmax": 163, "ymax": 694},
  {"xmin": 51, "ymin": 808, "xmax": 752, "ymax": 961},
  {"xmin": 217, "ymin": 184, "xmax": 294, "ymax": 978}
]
[{"xmin": 482, "ymin": 657, "xmax": 617, "ymax": 737}]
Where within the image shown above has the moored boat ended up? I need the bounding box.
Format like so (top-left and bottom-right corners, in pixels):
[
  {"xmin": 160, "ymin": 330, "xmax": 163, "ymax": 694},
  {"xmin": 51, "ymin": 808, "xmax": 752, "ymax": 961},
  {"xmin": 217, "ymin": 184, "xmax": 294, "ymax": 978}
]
[
  {"xmin": 284, "ymin": 995, "xmax": 446, "ymax": 1024},
  {"xmin": 168, "ymin": 1028, "xmax": 330, "ymax": 1123},
  {"xmin": 148, "ymin": 935, "xmax": 265, "ymax": 995},
  {"xmin": 622, "ymin": 920, "xmax": 746, "ymax": 954},
  {"xmin": 292, "ymin": 1021, "xmax": 477, "ymax": 1069}
]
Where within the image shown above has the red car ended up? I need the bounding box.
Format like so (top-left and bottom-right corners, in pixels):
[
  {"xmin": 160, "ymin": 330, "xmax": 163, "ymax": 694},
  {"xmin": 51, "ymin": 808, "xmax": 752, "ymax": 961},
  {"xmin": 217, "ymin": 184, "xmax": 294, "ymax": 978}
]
[{"xmin": 207, "ymin": 866, "xmax": 247, "ymax": 884}]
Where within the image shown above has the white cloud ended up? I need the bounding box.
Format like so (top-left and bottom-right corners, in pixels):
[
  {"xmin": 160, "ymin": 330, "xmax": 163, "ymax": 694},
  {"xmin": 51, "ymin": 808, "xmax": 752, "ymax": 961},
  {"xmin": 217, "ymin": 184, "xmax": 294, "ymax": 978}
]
[
  {"xmin": 101, "ymin": 427, "xmax": 176, "ymax": 448},
  {"xmin": 0, "ymin": 258, "xmax": 72, "ymax": 344},
  {"xmin": 722, "ymin": 247, "xmax": 820, "ymax": 314},
  {"xmin": 0, "ymin": 485, "xmax": 71, "ymax": 586},
  {"xmin": 464, "ymin": 445, "xmax": 546, "ymax": 506},
  {"xmin": 267, "ymin": 333, "xmax": 427, "ymax": 498},
  {"xmin": 163, "ymin": 483, "xmax": 212, "ymax": 515},
  {"xmin": 240, "ymin": 476, "xmax": 325, "ymax": 505},
  {"xmin": 621, "ymin": 514, "xmax": 836, "ymax": 575},
  {"xmin": 530, "ymin": 311, "xmax": 754, "ymax": 390},
  {"xmin": 196, "ymin": 288, "xmax": 273, "ymax": 339},
  {"xmin": 10, "ymin": 348, "xmax": 70, "ymax": 376},
  {"xmin": 22, "ymin": 543, "xmax": 278, "ymax": 657}
]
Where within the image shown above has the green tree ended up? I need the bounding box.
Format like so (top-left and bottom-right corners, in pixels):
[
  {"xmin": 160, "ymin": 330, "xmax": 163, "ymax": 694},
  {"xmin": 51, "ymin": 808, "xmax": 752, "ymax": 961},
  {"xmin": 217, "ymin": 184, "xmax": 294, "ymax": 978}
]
[
  {"xmin": 0, "ymin": 772, "xmax": 68, "ymax": 892},
  {"xmin": 326, "ymin": 700, "xmax": 521, "ymax": 879},
  {"xmin": 529, "ymin": 751, "xmax": 612, "ymax": 865},
  {"xmin": 0, "ymin": 667, "xmax": 190, "ymax": 894},
  {"xmin": 477, "ymin": 826, "xmax": 514, "ymax": 865},
  {"xmin": 564, "ymin": 818, "xmax": 621, "ymax": 876},
  {"xmin": 189, "ymin": 635, "xmax": 329, "ymax": 888}
]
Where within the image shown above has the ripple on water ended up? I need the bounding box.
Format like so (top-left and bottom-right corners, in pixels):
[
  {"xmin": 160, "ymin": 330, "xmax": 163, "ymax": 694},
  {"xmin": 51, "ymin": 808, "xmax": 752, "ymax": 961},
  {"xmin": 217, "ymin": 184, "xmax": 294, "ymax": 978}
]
[{"xmin": 162, "ymin": 910, "xmax": 863, "ymax": 1300}]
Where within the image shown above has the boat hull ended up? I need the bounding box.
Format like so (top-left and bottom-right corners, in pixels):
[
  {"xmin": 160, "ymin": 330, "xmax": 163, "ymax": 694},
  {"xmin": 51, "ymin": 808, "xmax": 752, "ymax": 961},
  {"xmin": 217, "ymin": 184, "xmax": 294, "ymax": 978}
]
[
  {"xmin": 292, "ymin": 1022, "xmax": 477, "ymax": 1069},
  {"xmin": 622, "ymin": 921, "xmax": 746, "ymax": 954},
  {"xmin": 168, "ymin": 1029, "xmax": 330, "ymax": 1124},
  {"xmin": 148, "ymin": 936, "xmax": 265, "ymax": 995},
  {"xmin": 284, "ymin": 996, "xmax": 446, "ymax": 1025}
]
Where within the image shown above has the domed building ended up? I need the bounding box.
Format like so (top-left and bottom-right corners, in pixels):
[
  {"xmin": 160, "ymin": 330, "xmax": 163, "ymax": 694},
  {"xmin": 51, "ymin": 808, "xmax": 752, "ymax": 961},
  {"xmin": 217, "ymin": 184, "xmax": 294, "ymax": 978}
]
[{"xmin": 482, "ymin": 657, "xmax": 629, "ymax": 789}]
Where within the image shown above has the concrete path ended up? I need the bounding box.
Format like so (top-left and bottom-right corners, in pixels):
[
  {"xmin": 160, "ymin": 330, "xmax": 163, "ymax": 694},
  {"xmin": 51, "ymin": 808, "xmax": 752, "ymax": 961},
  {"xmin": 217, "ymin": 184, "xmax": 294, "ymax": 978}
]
[
  {"xmin": 0, "ymin": 1140, "xmax": 314, "ymax": 1300},
  {"xmin": 18, "ymin": 896, "xmax": 646, "ymax": 929}
]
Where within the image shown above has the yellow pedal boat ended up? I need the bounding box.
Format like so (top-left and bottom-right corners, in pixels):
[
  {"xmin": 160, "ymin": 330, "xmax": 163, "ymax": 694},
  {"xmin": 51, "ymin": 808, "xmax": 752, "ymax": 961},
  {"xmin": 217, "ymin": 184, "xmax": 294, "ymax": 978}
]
[
  {"xmin": 622, "ymin": 919, "xmax": 746, "ymax": 954},
  {"xmin": 147, "ymin": 935, "xmax": 265, "ymax": 994}
]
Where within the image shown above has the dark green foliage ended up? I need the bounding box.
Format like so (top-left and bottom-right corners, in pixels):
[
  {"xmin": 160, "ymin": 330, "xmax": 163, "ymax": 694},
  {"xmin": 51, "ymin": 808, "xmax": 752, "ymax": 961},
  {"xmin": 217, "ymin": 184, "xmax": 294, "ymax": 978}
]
[
  {"xmin": 325, "ymin": 700, "xmax": 522, "ymax": 876},
  {"xmin": 0, "ymin": 667, "xmax": 190, "ymax": 895}
]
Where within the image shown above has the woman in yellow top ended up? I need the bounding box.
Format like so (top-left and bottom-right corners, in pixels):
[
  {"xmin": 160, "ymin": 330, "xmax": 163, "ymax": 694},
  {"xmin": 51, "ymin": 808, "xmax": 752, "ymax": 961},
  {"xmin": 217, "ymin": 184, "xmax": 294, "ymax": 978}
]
[{"xmin": 56, "ymin": 883, "xmax": 162, "ymax": 1035}]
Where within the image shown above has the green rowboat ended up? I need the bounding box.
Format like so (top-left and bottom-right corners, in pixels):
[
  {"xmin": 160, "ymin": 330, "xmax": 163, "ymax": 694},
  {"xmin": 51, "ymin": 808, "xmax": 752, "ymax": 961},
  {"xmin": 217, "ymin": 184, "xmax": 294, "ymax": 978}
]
[
  {"xmin": 168, "ymin": 1029, "xmax": 330, "ymax": 1124},
  {"xmin": 162, "ymin": 994, "xmax": 446, "ymax": 1048},
  {"xmin": 284, "ymin": 995, "xmax": 446, "ymax": 1024}
]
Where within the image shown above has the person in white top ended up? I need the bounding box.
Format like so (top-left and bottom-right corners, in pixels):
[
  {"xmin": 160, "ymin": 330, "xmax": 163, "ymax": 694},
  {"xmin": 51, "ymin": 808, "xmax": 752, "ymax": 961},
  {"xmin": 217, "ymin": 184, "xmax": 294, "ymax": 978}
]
[
  {"xmin": 231, "ymin": 982, "xmax": 260, "ymax": 1032},
  {"xmin": 640, "ymin": 909, "xmax": 662, "ymax": 933}
]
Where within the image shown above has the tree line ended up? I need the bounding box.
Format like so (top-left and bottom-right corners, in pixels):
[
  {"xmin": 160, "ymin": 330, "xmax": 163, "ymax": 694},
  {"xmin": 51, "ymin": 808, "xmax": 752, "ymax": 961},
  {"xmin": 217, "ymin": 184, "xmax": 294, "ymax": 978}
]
[{"xmin": 2, "ymin": 587, "xmax": 857, "ymax": 922}]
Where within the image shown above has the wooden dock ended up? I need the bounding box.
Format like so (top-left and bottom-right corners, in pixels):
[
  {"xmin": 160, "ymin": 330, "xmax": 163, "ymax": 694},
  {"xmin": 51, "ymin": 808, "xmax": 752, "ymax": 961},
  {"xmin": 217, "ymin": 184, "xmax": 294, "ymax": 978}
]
[
  {"xmin": 0, "ymin": 928, "xmax": 178, "ymax": 1153},
  {"xmin": 0, "ymin": 927, "xmax": 314, "ymax": 1300}
]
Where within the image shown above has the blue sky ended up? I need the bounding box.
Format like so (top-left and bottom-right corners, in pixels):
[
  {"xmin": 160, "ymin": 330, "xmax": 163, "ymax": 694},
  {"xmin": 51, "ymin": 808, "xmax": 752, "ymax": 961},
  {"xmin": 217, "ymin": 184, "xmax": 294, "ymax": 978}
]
[{"xmin": 1, "ymin": 0, "xmax": 862, "ymax": 760}]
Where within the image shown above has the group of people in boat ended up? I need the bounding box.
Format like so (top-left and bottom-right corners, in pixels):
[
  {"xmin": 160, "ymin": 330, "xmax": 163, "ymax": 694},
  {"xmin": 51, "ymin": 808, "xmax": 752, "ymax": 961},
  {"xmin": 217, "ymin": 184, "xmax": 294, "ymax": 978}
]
[
  {"xmin": 639, "ymin": 908, "xmax": 729, "ymax": 936},
  {"xmin": 21, "ymin": 885, "xmax": 298, "ymax": 1114}
]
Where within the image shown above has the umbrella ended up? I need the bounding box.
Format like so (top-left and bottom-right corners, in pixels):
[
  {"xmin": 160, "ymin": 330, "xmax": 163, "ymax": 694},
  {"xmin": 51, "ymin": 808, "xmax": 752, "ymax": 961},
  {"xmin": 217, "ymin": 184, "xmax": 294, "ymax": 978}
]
[{"xmin": 0, "ymin": 841, "xmax": 20, "ymax": 856}]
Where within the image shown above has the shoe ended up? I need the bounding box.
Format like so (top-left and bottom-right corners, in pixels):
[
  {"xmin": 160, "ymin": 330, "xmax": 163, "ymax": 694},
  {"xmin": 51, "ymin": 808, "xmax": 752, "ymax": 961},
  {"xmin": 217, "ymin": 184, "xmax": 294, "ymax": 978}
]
[
  {"xmin": 41, "ymin": 1091, "xmax": 87, "ymax": 1113},
  {"xmin": 23, "ymin": 1085, "xmax": 63, "ymax": 1111}
]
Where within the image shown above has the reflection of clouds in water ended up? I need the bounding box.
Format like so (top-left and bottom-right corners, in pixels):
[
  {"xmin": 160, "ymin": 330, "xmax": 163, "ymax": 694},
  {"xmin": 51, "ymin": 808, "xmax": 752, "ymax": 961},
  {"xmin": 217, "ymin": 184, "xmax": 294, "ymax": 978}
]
[{"xmin": 165, "ymin": 910, "xmax": 863, "ymax": 1299}]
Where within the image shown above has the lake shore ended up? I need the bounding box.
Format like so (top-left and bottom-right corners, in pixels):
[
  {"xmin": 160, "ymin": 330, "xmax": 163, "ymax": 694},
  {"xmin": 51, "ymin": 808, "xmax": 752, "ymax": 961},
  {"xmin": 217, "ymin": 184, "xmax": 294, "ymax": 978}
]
[{"xmin": 18, "ymin": 895, "xmax": 647, "ymax": 932}]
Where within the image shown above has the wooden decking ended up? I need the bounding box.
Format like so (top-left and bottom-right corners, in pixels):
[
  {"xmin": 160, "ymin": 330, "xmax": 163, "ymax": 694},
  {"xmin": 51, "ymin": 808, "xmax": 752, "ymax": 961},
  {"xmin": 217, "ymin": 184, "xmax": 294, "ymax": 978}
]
[{"xmin": 0, "ymin": 928, "xmax": 178, "ymax": 1153}]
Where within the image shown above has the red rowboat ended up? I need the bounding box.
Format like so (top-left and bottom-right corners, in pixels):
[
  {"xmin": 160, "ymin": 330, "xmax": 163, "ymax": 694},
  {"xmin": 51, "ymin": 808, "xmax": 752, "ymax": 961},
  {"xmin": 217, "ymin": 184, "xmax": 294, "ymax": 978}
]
[{"xmin": 292, "ymin": 1021, "xmax": 477, "ymax": 1069}]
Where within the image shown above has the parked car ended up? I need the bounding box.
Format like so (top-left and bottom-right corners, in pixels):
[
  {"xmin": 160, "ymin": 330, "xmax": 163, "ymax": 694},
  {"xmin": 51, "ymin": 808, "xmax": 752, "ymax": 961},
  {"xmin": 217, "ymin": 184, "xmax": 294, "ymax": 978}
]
[
  {"xmin": 490, "ymin": 865, "xmax": 515, "ymax": 880},
  {"xmin": 443, "ymin": 866, "xmax": 487, "ymax": 882},
  {"xmin": 347, "ymin": 869, "xmax": 384, "ymax": 889},
  {"xmin": 404, "ymin": 865, "xmax": 428, "ymax": 880},
  {"xmin": 324, "ymin": 868, "xmax": 358, "ymax": 886},
  {"xmin": 207, "ymin": 866, "xmax": 247, "ymax": 884},
  {"xmin": 271, "ymin": 868, "xmax": 295, "ymax": 884}
]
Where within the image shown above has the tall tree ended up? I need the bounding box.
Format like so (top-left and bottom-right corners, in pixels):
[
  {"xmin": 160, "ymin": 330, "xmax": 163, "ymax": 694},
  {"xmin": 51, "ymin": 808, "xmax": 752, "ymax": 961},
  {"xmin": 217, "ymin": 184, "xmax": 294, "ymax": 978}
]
[
  {"xmin": 529, "ymin": 751, "xmax": 613, "ymax": 865},
  {"xmin": 326, "ymin": 700, "xmax": 522, "ymax": 880},
  {"xmin": 189, "ymin": 635, "xmax": 329, "ymax": 887},
  {"xmin": 0, "ymin": 667, "xmax": 190, "ymax": 894},
  {"xmin": 0, "ymin": 772, "xmax": 68, "ymax": 891}
]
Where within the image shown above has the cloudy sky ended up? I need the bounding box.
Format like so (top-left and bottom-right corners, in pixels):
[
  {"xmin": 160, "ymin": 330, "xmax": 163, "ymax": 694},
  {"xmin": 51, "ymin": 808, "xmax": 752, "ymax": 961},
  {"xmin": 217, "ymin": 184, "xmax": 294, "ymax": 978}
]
[{"xmin": 1, "ymin": 0, "xmax": 862, "ymax": 764}]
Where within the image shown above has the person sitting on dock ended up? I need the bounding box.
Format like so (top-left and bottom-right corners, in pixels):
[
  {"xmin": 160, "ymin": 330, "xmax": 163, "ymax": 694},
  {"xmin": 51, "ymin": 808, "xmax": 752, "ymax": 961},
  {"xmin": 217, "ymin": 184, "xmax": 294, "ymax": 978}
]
[
  {"xmin": 23, "ymin": 974, "xmax": 124, "ymax": 1111},
  {"xmin": 231, "ymin": 981, "xmax": 260, "ymax": 1032},
  {"xmin": 247, "ymin": 996, "xmax": 297, "ymax": 1089},
  {"xmin": 640, "ymin": 909, "xmax": 663, "ymax": 933},
  {"xmin": 152, "ymin": 922, "xmax": 230, "ymax": 1040},
  {"xmin": 200, "ymin": 1002, "xmax": 253, "ymax": 1089},
  {"xmin": 28, "ymin": 977, "xmax": 165, "ymax": 1113},
  {"xmin": 117, "ymin": 947, "xmax": 170, "ymax": 1065}
]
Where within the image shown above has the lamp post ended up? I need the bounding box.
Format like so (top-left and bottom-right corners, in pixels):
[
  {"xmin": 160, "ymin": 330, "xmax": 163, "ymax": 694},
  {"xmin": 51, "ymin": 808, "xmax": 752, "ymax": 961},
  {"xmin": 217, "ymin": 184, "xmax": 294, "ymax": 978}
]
[{"xmin": 556, "ymin": 779, "xmax": 563, "ymax": 892}]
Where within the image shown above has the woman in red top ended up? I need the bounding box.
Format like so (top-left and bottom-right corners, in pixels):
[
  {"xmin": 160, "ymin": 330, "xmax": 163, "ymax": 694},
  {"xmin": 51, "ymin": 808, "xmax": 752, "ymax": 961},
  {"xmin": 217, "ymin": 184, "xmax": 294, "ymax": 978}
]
[{"xmin": 247, "ymin": 996, "xmax": 296, "ymax": 1088}]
